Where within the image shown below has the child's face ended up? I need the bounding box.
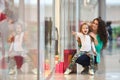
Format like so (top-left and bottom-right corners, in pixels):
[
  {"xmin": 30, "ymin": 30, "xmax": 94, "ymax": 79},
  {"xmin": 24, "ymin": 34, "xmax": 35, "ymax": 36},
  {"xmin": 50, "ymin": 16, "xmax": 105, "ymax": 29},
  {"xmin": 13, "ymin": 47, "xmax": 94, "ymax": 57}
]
[
  {"xmin": 16, "ymin": 25, "xmax": 22, "ymax": 34},
  {"xmin": 81, "ymin": 25, "xmax": 89, "ymax": 35}
]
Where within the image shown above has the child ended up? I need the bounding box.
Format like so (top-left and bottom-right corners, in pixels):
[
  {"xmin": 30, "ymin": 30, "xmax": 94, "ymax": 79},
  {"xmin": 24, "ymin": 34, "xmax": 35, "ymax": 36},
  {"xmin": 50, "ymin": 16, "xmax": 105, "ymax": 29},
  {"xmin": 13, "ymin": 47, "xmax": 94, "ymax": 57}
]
[
  {"xmin": 8, "ymin": 22, "xmax": 26, "ymax": 75},
  {"xmin": 64, "ymin": 23, "xmax": 96, "ymax": 75}
]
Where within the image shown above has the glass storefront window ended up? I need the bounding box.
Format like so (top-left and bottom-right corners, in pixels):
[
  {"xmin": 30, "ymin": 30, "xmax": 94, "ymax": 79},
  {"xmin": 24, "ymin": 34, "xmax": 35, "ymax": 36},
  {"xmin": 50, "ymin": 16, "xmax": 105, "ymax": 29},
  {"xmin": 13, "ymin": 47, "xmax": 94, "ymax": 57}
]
[
  {"xmin": 59, "ymin": 0, "xmax": 80, "ymax": 61},
  {"xmin": 80, "ymin": 0, "xmax": 98, "ymax": 21},
  {"xmin": 0, "ymin": 0, "xmax": 38, "ymax": 80},
  {"xmin": 0, "ymin": 0, "xmax": 99, "ymax": 80},
  {"xmin": 39, "ymin": 0, "xmax": 56, "ymax": 79}
]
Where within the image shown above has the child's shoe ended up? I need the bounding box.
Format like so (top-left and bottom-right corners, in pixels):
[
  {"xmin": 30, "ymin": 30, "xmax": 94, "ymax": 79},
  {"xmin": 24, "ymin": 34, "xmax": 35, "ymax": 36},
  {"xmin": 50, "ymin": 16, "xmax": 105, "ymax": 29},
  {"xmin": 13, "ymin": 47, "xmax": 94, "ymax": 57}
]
[
  {"xmin": 32, "ymin": 68, "xmax": 37, "ymax": 75},
  {"xmin": 64, "ymin": 68, "xmax": 72, "ymax": 75},
  {"xmin": 9, "ymin": 66, "xmax": 17, "ymax": 75},
  {"xmin": 9, "ymin": 69, "xmax": 15, "ymax": 75}
]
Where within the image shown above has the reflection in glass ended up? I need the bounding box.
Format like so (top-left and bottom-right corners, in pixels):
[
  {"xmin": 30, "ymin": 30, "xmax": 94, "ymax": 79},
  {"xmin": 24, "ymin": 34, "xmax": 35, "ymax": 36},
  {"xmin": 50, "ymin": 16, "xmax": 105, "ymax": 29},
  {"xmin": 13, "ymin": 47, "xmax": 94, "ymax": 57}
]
[
  {"xmin": 0, "ymin": 0, "xmax": 38, "ymax": 80},
  {"xmin": 44, "ymin": 0, "xmax": 55, "ymax": 78}
]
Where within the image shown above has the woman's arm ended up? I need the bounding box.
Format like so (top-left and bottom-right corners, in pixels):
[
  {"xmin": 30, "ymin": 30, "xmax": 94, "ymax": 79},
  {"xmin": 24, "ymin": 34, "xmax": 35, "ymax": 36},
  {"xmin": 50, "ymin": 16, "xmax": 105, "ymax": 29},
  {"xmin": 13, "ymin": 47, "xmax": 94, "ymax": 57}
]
[
  {"xmin": 91, "ymin": 41, "xmax": 97, "ymax": 55},
  {"xmin": 89, "ymin": 32, "xmax": 98, "ymax": 45}
]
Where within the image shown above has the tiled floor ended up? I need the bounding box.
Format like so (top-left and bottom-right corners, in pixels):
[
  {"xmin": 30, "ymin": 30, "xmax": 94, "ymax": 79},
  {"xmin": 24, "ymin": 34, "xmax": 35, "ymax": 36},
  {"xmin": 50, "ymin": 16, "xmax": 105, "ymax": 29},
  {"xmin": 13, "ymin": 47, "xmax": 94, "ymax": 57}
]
[
  {"xmin": 51, "ymin": 72, "xmax": 120, "ymax": 80},
  {"xmin": 0, "ymin": 40, "xmax": 120, "ymax": 80},
  {"xmin": 49, "ymin": 41, "xmax": 120, "ymax": 80}
]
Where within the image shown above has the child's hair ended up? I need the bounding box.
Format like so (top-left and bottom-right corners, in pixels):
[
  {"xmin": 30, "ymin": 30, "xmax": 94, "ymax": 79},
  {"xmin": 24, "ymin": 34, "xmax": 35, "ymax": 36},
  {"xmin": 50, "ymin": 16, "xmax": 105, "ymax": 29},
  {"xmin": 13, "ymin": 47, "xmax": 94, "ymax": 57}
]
[
  {"xmin": 79, "ymin": 22, "xmax": 89, "ymax": 33},
  {"xmin": 15, "ymin": 22, "xmax": 23, "ymax": 27}
]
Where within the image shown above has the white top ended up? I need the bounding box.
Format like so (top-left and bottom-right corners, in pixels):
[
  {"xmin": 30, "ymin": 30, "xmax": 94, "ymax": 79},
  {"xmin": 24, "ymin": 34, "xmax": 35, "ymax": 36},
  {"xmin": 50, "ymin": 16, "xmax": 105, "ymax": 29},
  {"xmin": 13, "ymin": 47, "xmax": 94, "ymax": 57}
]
[
  {"xmin": 9, "ymin": 32, "xmax": 24, "ymax": 52},
  {"xmin": 76, "ymin": 32, "xmax": 96, "ymax": 53}
]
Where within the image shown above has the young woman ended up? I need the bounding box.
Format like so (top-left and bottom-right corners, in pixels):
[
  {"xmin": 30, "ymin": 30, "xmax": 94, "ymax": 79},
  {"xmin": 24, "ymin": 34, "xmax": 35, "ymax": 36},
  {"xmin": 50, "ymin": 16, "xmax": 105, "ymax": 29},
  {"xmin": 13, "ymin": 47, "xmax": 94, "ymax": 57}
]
[
  {"xmin": 76, "ymin": 17, "xmax": 108, "ymax": 74},
  {"xmin": 64, "ymin": 23, "xmax": 96, "ymax": 75}
]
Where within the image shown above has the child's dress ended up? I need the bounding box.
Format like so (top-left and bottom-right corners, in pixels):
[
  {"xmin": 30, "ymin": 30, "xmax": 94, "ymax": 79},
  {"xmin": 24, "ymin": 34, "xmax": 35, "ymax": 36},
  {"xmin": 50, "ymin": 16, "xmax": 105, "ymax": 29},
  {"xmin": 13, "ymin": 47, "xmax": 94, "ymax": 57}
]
[{"xmin": 9, "ymin": 32, "xmax": 25, "ymax": 71}]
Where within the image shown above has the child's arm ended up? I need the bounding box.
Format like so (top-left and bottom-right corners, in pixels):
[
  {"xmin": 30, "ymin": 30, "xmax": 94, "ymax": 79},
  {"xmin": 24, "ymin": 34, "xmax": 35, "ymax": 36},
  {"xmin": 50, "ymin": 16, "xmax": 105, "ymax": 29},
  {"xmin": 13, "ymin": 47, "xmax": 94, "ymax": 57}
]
[
  {"xmin": 72, "ymin": 31, "xmax": 82, "ymax": 47},
  {"xmin": 72, "ymin": 31, "xmax": 77, "ymax": 36},
  {"xmin": 9, "ymin": 42, "xmax": 13, "ymax": 53},
  {"xmin": 72, "ymin": 31, "xmax": 83, "ymax": 37}
]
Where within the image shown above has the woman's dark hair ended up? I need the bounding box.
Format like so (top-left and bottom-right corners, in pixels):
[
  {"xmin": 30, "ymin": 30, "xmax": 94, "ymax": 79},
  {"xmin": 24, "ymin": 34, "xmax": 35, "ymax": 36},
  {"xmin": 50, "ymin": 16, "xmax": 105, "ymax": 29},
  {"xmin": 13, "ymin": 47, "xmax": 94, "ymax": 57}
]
[{"xmin": 93, "ymin": 18, "xmax": 108, "ymax": 49}]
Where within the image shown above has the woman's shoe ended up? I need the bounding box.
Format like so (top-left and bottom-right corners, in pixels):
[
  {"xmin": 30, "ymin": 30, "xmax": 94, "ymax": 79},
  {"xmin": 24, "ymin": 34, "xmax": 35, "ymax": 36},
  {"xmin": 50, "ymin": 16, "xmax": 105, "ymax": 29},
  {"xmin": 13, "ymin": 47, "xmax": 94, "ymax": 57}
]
[{"xmin": 81, "ymin": 66, "xmax": 89, "ymax": 74}]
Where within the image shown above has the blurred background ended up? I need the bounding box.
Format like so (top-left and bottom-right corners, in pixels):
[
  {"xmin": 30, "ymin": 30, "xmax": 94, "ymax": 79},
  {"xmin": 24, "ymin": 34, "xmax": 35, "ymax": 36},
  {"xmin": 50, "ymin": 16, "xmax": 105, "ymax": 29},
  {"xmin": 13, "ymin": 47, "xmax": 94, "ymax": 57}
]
[{"xmin": 0, "ymin": 0, "xmax": 120, "ymax": 80}]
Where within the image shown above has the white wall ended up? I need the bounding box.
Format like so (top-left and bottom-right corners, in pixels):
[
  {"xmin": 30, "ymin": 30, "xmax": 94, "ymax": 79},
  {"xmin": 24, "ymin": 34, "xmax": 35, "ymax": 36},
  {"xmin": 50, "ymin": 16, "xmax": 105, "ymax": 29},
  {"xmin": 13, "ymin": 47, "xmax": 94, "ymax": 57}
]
[{"xmin": 106, "ymin": 6, "xmax": 120, "ymax": 22}]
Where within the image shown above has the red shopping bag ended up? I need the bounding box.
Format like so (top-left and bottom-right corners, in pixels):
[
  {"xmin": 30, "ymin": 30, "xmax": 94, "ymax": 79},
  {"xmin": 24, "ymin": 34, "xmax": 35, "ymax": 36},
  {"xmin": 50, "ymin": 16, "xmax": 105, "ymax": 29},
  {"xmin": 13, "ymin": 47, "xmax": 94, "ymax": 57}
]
[
  {"xmin": 64, "ymin": 49, "xmax": 76, "ymax": 72},
  {"xmin": 59, "ymin": 62, "xmax": 64, "ymax": 73},
  {"xmin": 55, "ymin": 62, "xmax": 64, "ymax": 73},
  {"xmin": 44, "ymin": 63, "xmax": 50, "ymax": 70},
  {"xmin": 55, "ymin": 63, "xmax": 60, "ymax": 73}
]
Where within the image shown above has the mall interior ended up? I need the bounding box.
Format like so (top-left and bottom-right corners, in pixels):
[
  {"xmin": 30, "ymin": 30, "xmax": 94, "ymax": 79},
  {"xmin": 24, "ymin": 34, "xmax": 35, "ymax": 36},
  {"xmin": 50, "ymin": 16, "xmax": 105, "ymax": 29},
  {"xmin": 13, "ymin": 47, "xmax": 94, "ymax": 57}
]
[{"xmin": 0, "ymin": 0, "xmax": 120, "ymax": 80}]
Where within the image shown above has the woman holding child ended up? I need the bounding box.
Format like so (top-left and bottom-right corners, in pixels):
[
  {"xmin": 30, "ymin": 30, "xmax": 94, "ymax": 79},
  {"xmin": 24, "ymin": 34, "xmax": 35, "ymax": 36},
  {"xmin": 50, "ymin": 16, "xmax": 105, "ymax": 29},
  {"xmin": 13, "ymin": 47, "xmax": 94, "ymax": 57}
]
[
  {"xmin": 64, "ymin": 17, "xmax": 108, "ymax": 75},
  {"xmin": 76, "ymin": 17, "xmax": 108, "ymax": 74}
]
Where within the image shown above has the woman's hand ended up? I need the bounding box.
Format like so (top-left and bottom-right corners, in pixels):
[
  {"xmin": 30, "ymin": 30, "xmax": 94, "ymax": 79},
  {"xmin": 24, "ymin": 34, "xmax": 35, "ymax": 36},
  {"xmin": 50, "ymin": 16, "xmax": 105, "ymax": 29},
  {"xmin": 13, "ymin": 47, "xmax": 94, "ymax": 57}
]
[
  {"xmin": 93, "ymin": 51, "xmax": 97, "ymax": 56},
  {"xmin": 89, "ymin": 32, "xmax": 98, "ymax": 45},
  {"xmin": 89, "ymin": 32, "xmax": 96, "ymax": 39}
]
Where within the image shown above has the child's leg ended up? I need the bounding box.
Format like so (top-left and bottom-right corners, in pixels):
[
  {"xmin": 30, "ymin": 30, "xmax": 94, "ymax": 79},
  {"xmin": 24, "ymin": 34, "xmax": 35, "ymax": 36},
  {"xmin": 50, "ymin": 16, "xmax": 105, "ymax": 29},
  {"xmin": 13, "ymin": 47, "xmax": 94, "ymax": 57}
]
[
  {"xmin": 64, "ymin": 53, "xmax": 80, "ymax": 74},
  {"xmin": 68, "ymin": 53, "xmax": 81, "ymax": 69},
  {"xmin": 68, "ymin": 51, "xmax": 87, "ymax": 69},
  {"xmin": 8, "ymin": 57, "xmax": 16, "ymax": 74},
  {"xmin": 89, "ymin": 54, "xmax": 94, "ymax": 75},
  {"xmin": 14, "ymin": 56, "xmax": 24, "ymax": 69},
  {"xmin": 64, "ymin": 51, "xmax": 87, "ymax": 74},
  {"xmin": 89, "ymin": 55, "xmax": 94, "ymax": 69}
]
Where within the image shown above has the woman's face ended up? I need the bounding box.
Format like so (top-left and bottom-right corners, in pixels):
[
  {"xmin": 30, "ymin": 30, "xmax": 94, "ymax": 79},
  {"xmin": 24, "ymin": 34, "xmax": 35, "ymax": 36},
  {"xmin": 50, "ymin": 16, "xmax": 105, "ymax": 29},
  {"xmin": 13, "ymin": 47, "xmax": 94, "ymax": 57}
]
[{"xmin": 91, "ymin": 19, "xmax": 98, "ymax": 32}]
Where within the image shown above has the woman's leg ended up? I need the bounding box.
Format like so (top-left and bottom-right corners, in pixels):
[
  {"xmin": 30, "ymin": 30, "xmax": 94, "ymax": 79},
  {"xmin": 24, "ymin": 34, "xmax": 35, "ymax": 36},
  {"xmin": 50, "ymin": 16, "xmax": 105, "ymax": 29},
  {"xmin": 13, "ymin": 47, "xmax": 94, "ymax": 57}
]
[
  {"xmin": 8, "ymin": 57, "xmax": 16, "ymax": 74},
  {"xmin": 94, "ymin": 56, "xmax": 98, "ymax": 72},
  {"xmin": 76, "ymin": 54, "xmax": 90, "ymax": 66},
  {"xmin": 76, "ymin": 54, "xmax": 90, "ymax": 74}
]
